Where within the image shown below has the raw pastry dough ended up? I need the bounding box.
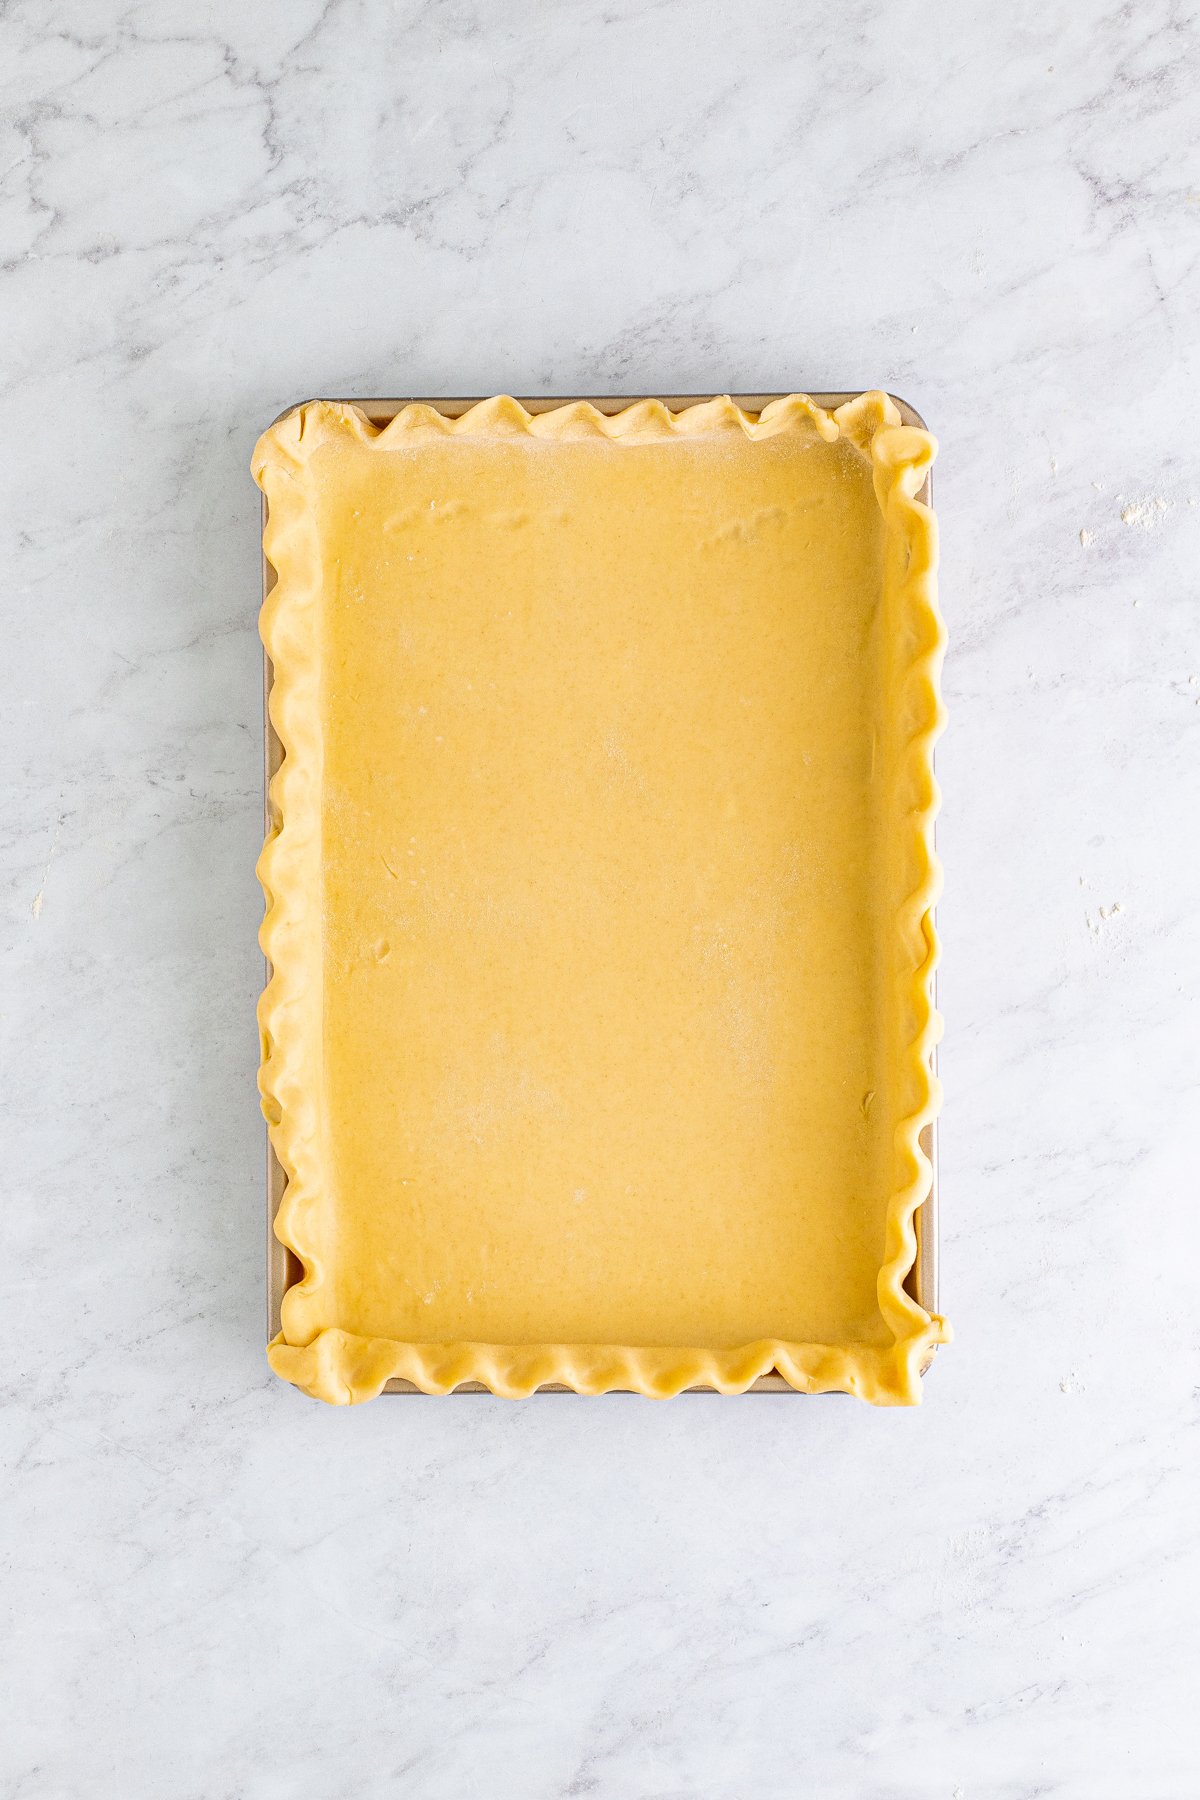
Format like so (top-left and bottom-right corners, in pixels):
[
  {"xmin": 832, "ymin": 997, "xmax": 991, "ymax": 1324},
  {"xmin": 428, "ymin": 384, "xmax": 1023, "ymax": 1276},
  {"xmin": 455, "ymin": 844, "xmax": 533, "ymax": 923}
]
[{"xmin": 254, "ymin": 393, "xmax": 947, "ymax": 1403}]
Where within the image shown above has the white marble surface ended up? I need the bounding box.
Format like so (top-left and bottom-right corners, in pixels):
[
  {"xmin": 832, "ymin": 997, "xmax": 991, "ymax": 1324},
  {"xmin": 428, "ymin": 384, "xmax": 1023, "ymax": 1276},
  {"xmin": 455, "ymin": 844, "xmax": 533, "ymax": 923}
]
[{"xmin": 2, "ymin": 1, "xmax": 1199, "ymax": 1794}]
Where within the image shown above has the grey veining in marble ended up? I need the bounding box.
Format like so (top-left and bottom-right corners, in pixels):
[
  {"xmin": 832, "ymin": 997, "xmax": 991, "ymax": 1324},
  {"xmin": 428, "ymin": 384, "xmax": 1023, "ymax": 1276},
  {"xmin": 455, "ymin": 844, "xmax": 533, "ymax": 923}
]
[{"xmin": 2, "ymin": 2, "xmax": 1199, "ymax": 1795}]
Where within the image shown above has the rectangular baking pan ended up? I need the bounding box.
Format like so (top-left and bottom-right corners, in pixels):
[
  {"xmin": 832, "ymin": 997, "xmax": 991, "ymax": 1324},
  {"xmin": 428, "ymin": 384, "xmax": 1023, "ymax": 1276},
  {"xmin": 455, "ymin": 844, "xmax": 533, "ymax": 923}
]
[{"xmin": 261, "ymin": 392, "xmax": 939, "ymax": 1392}]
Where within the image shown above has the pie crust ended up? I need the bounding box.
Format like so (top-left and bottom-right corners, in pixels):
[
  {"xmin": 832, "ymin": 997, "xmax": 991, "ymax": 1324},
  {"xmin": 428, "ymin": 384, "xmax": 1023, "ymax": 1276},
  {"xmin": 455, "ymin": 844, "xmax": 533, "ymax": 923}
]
[{"xmin": 254, "ymin": 393, "xmax": 948, "ymax": 1404}]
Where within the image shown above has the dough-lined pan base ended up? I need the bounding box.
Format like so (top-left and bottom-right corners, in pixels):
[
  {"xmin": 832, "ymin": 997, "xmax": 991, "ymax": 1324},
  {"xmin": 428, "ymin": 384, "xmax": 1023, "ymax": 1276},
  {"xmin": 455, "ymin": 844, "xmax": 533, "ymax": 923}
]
[{"xmin": 256, "ymin": 392, "xmax": 946, "ymax": 1403}]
